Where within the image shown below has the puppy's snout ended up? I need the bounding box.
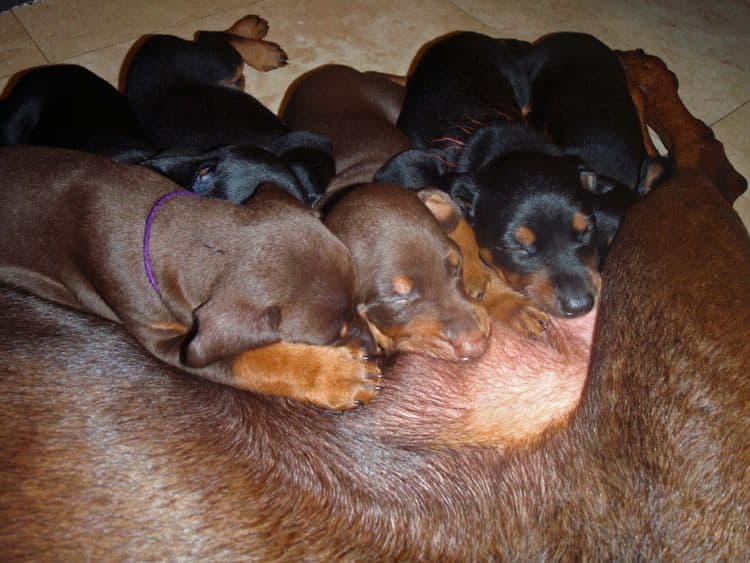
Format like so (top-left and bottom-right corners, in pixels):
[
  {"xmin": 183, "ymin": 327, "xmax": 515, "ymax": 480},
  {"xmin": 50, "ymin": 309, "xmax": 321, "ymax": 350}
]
[
  {"xmin": 444, "ymin": 311, "xmax": 490, "ymax": 359},
  {"xmin": 560, "ymin": 292, "xmax": 595, "ymax": 317},
  {"xmin": 552, "ymin": 272, "xmax": 597, "ymax": 318}
]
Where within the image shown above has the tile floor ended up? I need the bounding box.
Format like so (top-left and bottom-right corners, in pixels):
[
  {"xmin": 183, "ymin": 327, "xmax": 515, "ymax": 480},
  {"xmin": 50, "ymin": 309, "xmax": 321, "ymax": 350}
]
[{"xmin": 1, "ymin": 0, "xmax": 749, "ymax": 229}]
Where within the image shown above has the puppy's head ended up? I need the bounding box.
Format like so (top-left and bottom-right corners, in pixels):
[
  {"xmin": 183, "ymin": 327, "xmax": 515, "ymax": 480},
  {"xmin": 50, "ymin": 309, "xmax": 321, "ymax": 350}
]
[
  {"xmin": 324, "ymin": 184, "xmax": 490, "ymax": 361},
  {"xmin": 467, "ymin": 153, "xmax": 601, "ymax": 318},
  {"xmin": 182, "ymin": 188, "xmax": 374, "ymax": 368}
]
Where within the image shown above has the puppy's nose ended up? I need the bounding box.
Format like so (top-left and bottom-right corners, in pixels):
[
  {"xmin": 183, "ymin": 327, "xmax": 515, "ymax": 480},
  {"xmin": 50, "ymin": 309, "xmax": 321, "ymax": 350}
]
[
  {"xmin": 447, "ymin": 328, "xmax": 489, "ymax": 360},
  {"xmin": 560, "ymin": 293, "xmax": 595, "ymax": 318}
]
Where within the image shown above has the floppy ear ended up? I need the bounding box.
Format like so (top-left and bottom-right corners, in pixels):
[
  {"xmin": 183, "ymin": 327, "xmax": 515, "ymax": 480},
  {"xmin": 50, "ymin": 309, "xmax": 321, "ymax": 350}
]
[
  {"xmin": 637, "ymin": 155, "xmax": 672, "ymax": 196},
  {"xmin": 183, "ymin": 302, "xmax": 281, "ymax": 368},
  {"xmin": 142, "ymin": 152, "xmax": 211, "ymax": 190},
  {"xmin": 456, "ymin": 121, "xmax": 554, "ymax": 172},
  {"xmin": 374, "ymin": 148, "xmax": 454, "ymax": 188},
  {"xmin": 417, "ymin": 188, "xmax": 462, "ymax": 232},
  {"xmin": 443, "ymin": 172, "xmax": 480, "ymax": 219},
  {"xmin": 269, "ymin": 131, "xmax": 335, "ymax": 205}
]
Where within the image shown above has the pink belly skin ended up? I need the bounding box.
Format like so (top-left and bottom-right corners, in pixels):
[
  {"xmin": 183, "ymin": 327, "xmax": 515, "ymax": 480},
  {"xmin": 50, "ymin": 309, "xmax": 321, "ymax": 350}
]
[{"xmin": 370, "ymin": 305, "xmax": 598, "ymax": 449}]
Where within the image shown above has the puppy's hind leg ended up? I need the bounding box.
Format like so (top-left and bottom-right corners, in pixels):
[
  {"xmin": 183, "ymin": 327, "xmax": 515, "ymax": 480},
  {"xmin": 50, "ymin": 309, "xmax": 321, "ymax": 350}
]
[
  {"xmin": 229, "ymin": 36, "xmax": 289, "ymax": 72},
  {"xmin": 225, "ymin": 14, "xmax": 269, "ymax": 40}
]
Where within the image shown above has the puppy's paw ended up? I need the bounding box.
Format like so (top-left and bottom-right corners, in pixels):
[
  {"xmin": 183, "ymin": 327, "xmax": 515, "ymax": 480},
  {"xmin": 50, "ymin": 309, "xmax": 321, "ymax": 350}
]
[
  {"xmin": 485, "ymin": 294, "xmax": 549, "ymax": 338},
  {"xmin": 226, "ymin": 15, "xmax": 269, "ymax": 40},
  {"xmin": 230, "ymin": 38, "xmax": 288, "ymax": 71},
  {"xmin": 306, "ymin": 346, "xmax": 382, "ymax": 410}
]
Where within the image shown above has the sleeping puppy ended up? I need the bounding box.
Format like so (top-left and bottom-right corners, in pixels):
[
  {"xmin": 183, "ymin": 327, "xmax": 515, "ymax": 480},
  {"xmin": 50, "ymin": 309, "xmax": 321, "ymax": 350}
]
[
  {"xmin": 124, "ymin": 15, "xmax": 334, "ymax": 205},
  {"xmin": 0, "ymin": 64, "xmax": 314, "ymax": 204},
  {"xmin": 520, "ymin": 32, "xmax": 670, "ymax": 195},
  {"xmin": 0, "ymin": 64, "xmax": 154, "ymax": 161},
  {"xmin": 0, "ymin": 145, "xmax": 379, "ymax": 410},
  {"xmin": 519, "ymin": 32, "xmax": 671, "ymax": 263},
  {"xmin": 283, "ymin": 65, "xmax": 490, "ymax": 357},
  {"xmin": 381, "ymin": 32, "xmax": 600, "ymax": 318}
]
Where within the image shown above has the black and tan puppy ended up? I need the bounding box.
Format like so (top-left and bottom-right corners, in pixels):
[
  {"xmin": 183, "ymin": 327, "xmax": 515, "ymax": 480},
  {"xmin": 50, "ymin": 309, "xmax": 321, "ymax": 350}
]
[
  {"xmin": 382, "ymin": 32, "xmax": 601, "ymax": 318},
  {"xmin": 0, "ymin": 64, "xmax": 315, "ymax": 204},
  {"xmin": 521, "ymin": 32, "xmax": 669, "ymax": 195},
  {"xmin": 519, "ymin": 32, "xmax": 671, "ymax": 263},
  {"xmin": 125, "ymin": 15, "xmax": 334, "ymax": 205},
  {"xmin": 0, "ymin": 64, "xmax": 153, "ymax": 161},
  {"xmin": 0, "ymin": 145, "xmax": 379, "ymax": 410}
]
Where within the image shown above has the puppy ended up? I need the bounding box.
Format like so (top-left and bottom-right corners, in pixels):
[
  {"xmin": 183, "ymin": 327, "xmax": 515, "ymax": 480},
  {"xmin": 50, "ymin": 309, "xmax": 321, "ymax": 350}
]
[
  {"xmin": 384, "ymin": 38, "xmax": 600, "ymax": 318},
  {"xmin": 521, "ymin": 32, "xmax": 670, "ymax": 194},
  {"xmin": 519, "ymin": 32, "xmax": 672, "ymax": 263},
  {"xmin": 0, "ymin": 145, "xmax": 379, "ymax": 410},
  {"xmin": 0, "ymin": 64, "xmax": 153, "ymax": 161},
  {"xmin": 124, "ymin": 15, "xmax": 334, "ymax": 205},
  {"xmin": 283, "ymin": 65, "xmax": 491, "ymax": 356},
  {"xmin": 0, "ymin": 64, "xmax": 314, "ymax": 204},
  {"xmin": 283, "ymin": 64, "xmax": 544, "ymax": 337},
  {"xmin": 324, "ymin": 184, "xmax": 490, "ymax": 360}
]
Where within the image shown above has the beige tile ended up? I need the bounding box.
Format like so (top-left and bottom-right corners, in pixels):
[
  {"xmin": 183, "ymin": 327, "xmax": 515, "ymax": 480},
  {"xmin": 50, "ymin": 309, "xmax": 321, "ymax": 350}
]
[
  {"xmin": 0, "ymin": 10, "xmax": 47, "ymax": 80},
  {"xmin": 10, "ymin": 0, "xmax": 252, "ymax": 63},
  {"xmin": 713, "ymin": 102, "xmax": 750, "ymax": 232},
  {"xmin": 734, "ymin": 195, "xmax": 750, "ymax": 234},
  {"xmin": 453, "ymin": 0, "xmax": 750, "ymax": 125},
  {"xmin": 237, "ymin": 0, "xmax": 494, "ymax": 112}
]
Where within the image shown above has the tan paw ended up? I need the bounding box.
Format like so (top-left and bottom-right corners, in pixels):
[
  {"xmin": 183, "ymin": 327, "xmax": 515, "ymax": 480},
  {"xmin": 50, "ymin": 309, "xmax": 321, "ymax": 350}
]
[
  {"xmin": 226, "ymin": 15, "xmax": 269, "ymax": 40},
  {"xmin": 231, "ymin": 342, "xmax": 382, "ymax": 411},
  {"xmin": 485, "ymin": 293, "xmax": 549, "ymax": 338},
  {"xmin": 305, "ymin": 346, "xmax": 383, "ymax": 410},
  {"xmin": 230, "ymin": 38, "xmax": 289, "ymax": 72}
]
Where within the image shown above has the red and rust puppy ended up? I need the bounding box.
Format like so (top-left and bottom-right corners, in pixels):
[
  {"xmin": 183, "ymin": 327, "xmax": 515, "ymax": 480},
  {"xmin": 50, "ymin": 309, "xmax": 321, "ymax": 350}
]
[
  {"xmin": 0, "ymin": 52, "xmax": 748, "ymax": 560},
  {"xmin": 0, "ymin": 145, "xmax": 379, "ymax": 410},
  {"xmin": 283, "ymin": 64, "xmax": 545, "ymax": 339},
  {"xmin": 324, "ymin": 184, "xmax": 489, "ymax": 360}
]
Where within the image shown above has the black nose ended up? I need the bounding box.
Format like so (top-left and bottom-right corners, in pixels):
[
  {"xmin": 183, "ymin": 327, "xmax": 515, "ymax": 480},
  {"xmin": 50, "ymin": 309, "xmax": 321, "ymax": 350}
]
[{"xmin": 560, "ymin": 293, "xmax": 595, "ymax": 317}]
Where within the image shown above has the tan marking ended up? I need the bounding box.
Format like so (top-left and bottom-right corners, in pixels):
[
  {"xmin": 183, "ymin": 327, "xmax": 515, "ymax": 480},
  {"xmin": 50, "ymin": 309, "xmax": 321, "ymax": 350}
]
[
  {"xmin": 515, "ymin": 225, "xmax": 536, "ymax": 247},
  {"xmin": 447, "ymin": 249, "xmax": 461, "ymax": 269},
  {"xmin": 231, "ymin": 342, "xmax": 381, "ymax": 410},
  {"xmin": 482, "ymin": 274, "xmax": 549, "ymax": 337},
  {"xmin": 228, "ymin": 37, "xmax": 288, "ymax": 72},
  {"xmin": 448, "ymin": 218, "xmax": 492, "ymax": 301},
  {"xmin": 392, "ymin": 275, "xmax": 413, "ymax": 296},
  {"xmin": 572, "ymin": 212, "xmax": 588, "ymax": 233},
  {"xmin": 150, "ymin": 321, "xmax": 189, "ymax": 333},
  {"xmin": 225, "ymin": 15, "xmax": 269, "ymax": 40}
]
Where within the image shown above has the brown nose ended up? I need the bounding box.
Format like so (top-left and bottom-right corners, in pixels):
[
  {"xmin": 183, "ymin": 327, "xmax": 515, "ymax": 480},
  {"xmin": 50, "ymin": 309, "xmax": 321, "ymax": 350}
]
[{"xmin": 450, "ymin": 330, "xmax": 489, "ymax": 359}]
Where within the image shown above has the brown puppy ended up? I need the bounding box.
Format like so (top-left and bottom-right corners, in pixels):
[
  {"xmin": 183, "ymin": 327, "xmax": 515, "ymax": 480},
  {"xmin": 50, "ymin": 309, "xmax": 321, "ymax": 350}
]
[
  {"xmin": 324, "ymin": 183, "xmax": 490, "ymax": 360},
  {"xmin": 283, "ymin": 64, "xmax": 547, "ymax": 336},
  {"xmin": 0, "ymin": 145, "xmax": 379, "ymax": 410}
]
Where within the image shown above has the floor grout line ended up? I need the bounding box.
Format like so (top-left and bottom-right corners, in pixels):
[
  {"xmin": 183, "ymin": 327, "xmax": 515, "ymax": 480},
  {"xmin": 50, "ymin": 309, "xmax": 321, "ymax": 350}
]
[
  {"xmin": 11, "ymin": 7, "xmax": 49, "ymax": 64},
  {"xmin": 710, "ymin": 98, "xmax": 750, "ymax": 127}
]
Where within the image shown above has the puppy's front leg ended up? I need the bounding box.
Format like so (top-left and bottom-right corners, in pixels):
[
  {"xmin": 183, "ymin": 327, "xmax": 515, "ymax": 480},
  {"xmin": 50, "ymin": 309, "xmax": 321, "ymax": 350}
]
[{"xmin": 231, "ymin": 343, "xmax": 382, "ymax": 410}]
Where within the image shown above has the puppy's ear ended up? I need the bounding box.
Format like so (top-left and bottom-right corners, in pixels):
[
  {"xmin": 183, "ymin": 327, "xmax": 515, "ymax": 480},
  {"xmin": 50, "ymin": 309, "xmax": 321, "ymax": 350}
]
[
  {"xmin": 374, "ymin": 148, "xmax": 454, "ymax": 188},
  {"xmin": 183, "ymin": 302, "xmax": 281, "ymax": 368},
  {"xmin": 637, "ymin": 155, "xmax": 672, "ymax": 196},
  {"xmin": 443, "ymin": 173, "xmax": 480, "ymax": 219},
  {"xmin": 142, "ymin": 152, "xmax": 208, "ymax": 190},
  {"xmin": 417, "ymin": 188, "xmax": 462, "ymax": 232},
  {"xmin": 270, "ymin": 131, "xmax": 335, "ymax": 205}
]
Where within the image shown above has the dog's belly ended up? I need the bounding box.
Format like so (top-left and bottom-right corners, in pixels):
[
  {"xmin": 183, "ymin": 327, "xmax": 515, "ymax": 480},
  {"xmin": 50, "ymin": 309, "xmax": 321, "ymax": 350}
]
[{"xmin": 373, "ymin": 306, "xmax": 596, "ymax": 449}]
